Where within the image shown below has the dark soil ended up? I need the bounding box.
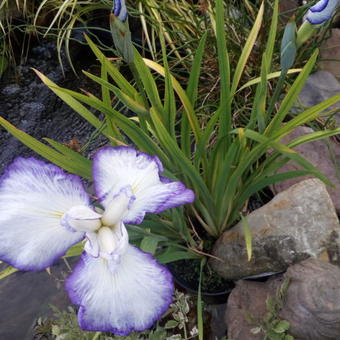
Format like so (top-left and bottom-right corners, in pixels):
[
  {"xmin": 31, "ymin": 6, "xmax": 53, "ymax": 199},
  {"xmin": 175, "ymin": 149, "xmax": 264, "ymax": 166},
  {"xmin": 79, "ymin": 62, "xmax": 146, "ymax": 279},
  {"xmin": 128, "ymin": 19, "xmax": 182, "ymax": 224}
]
[
  {"xmin": 167, "ymin": 259, "xmax": 234, "ymax": 295},
  {"xmin": 0, "ymin": 39, "xmax": 108, "ymax": 174}
]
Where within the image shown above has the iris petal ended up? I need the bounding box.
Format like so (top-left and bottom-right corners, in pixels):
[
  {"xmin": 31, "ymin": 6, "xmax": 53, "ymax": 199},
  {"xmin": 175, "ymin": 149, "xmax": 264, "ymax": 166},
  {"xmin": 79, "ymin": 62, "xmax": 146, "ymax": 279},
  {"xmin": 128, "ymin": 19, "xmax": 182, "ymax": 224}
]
[
  {"xmin": 306, "ymin": 0, "xmax": 339, "ymax": 24},
  {"xmin": 0, "ymin": 158, "xmax": 89, "ymax": 270},
  {"xmin": 93, "ymin": 146, "xmax": 195, "ymax": 224},
  {"xmin": 65, "ymin": 247, "xmax": 174, "ymax": 335},
  {"xmin": 310, "ymin": 0, "xmax": 329, "ymax": 12}
]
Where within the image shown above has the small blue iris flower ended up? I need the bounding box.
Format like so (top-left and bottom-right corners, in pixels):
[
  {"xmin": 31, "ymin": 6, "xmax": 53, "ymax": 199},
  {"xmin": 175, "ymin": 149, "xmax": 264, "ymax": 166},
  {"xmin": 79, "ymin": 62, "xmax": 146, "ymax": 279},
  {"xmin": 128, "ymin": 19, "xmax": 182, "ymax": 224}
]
[
  {"xmin": 0, "ymin": 146, "xmax": 195, "ymax": 335},
  {"xmin": 306, "ymin": 0, "xmax": 339, "ymax": 25},
  {"xmin": 112, "ymin": 0, "xmax": 128, "ymax": 22}
]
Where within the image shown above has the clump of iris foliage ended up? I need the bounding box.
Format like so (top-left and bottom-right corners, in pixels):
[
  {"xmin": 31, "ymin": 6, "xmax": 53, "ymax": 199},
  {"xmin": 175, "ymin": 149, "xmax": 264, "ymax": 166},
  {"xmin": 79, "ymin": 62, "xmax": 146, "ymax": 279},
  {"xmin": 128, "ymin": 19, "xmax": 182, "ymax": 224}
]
[{"xmin": 0, "ymin": 0, "xmax": 339, "ymax": 265}]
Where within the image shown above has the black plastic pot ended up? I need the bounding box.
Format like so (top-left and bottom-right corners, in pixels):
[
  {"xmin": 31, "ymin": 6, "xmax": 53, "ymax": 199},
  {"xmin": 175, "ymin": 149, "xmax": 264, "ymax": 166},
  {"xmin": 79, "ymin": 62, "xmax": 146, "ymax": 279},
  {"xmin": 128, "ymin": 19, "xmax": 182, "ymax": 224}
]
[{"xmin": 167, "ymin": 260, "xmax": 235, "ymax": 305}]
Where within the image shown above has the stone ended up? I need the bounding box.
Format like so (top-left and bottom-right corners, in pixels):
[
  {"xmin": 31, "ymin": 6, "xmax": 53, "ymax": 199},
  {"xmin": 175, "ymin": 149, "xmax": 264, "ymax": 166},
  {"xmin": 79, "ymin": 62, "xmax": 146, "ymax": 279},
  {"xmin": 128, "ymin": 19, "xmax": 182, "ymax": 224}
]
[
  {"xmin": 298, "ymin": 70, "xmax": 340, "ymax": 126},
  {"xmin": 280, "ymin": 259, "xmax": 340, "ymax": 339},
  {"xmin": 226, "ymin": 259, "xmax": 340, "ymax": 340},
  {"xmin": 226, "ymin": 277, "xmax": 282, "ymax": 340},
  {"xmin": 319, "ymin": 29, "xmax": 340, "ymax": 80},
  {"xmin": 279, "ymin": 0, "xmax": 299, "ymax": 25},
  {"xmin": 272, "ymin": 126, "xmax": 340, "ymax": 213},
  {"xmin": 0, "ymin": 258, "xmax": 77, "ymax": 339},
  {"xmin": 210, "ymin": 179, "xmax": 340, "ymax": 280}
]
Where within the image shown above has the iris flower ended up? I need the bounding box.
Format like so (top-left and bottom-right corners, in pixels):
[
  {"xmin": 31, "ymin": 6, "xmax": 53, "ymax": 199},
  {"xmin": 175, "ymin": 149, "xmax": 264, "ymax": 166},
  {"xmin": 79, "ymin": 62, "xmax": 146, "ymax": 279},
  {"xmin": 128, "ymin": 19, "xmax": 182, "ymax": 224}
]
[
  {"xmin": 306, "ymin": 0, "xmax": 339, "ymax": 24},
  {"xmin": 110, "ymin": 0, "xmax": 133, "ymax": 63},
  {"xmin": 113, "ymin": 0, "xmax": 128, "ymax": 22},
  {"xmin": 0, "ymin": 146, "xmax": 194, "ymax": 335}
]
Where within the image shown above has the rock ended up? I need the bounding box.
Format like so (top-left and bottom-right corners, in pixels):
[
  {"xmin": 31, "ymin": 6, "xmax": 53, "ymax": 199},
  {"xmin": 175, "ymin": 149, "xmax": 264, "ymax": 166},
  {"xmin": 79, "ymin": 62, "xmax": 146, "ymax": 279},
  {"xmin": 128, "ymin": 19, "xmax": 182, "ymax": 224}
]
[
  {"xmin": 1, "ymin": 84, "xmax": 21, "ymax": 96},
  {"xmin": 272, "ymin": 126, "xmax": 340, "ymax": 213},
  {"xmin": 206, "ymin": 304, "xmax": 228, "ymax": 340},
  {"xmin": 280, "ymin": 259, "xmax": 340, "ymax": 339},
  {"xmin": 298, "ymin": 71, "xmax": 340, "ymax": 126},
  {"xmin": 0, "ymin": 258, "xmax": 77, "ymax": 340},
  {"xmin": 210, "ymin": 179, "xmax": 340, "ymax": 280},
  {"xmin": 226, "ymin": 277, "xmax": 282, "ymax": 340},
  {"xmin": 226, "ymin": 259, "xmax": 340, "ymax": 340},
  {"xmin": 319, "ymin": 29, "xmax": 340, "ymax": 80}
]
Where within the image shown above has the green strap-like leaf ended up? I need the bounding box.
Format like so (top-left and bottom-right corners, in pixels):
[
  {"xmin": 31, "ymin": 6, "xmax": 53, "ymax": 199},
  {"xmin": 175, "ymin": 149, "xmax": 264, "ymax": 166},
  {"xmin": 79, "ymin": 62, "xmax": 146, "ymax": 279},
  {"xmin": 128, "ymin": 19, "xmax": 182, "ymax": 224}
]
[
  {"xmin": 186, "ymin": 32, "xmax": 207, "ymax": 107},
  {"xmin": 0, "ymin": 117, "xmax": 91, "ymax": 179},
  {"xmin": 34, "ymin": 69, "xmax": 109, "ymax": 137},
  {"xmin": 84, "ymin": 34, "xmax": 137, "ymax": 99},
  {"xmin": 265, "ymin": 49, "xmax": 318, "ymax": 135},
  {"xmin": 231, "ymin": 1, "xmax": 264, "ymax": 96},
  {"xmin": 0, "ymin": 266, "xmax": 18, "ymax": 280}
]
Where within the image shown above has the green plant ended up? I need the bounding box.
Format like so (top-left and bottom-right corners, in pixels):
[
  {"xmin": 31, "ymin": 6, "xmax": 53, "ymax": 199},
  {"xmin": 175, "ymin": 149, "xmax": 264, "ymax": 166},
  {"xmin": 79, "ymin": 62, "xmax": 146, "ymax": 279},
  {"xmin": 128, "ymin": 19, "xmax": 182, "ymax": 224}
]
[
  {"xmin": 33, "ymin": 290, "xmax": 206, "ymax": 340},
  {"xmin": 248, "ymin": 278, "xmax": 294, "ymax": 340}
]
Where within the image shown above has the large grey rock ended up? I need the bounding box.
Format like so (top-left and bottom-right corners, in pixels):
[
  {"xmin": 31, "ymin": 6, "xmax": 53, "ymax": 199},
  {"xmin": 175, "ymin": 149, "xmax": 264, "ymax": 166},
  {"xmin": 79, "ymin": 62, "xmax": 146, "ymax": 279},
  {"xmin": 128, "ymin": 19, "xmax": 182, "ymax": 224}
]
[
  {"xmin": 210, "ymin": 179, "xmax": 340, "ymax": 280},
  {"xmin": 298, "ymin": 70, "xmax": 340, "ymax": 126},
  {"xmin": 226, "ymin": 259, "xmax": 340, "ymax": 340},
  {"xmin": 273, "ymin": 126, "xmax": 340, "ymax": 213}
]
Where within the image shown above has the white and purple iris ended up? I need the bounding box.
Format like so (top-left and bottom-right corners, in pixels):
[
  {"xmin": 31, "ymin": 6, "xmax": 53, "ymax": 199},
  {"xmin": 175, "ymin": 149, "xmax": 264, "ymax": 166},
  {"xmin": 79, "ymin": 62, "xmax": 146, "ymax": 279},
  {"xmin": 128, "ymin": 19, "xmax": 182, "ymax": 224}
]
[
  {"xmin": 0, "ymin": 146, "xmax": 194, "ymax": 335},
  {"xmin": 306, "ymin": 0, "xmax": 339, "ymax": 24}
]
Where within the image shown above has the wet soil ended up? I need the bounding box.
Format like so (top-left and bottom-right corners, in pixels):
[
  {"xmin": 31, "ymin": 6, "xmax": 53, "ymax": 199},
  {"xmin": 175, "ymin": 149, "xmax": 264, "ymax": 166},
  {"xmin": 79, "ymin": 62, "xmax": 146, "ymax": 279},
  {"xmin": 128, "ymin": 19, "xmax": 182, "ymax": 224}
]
[{"xmin": 0, "ymin": 39, "xmax": 107, "ymax": 173}]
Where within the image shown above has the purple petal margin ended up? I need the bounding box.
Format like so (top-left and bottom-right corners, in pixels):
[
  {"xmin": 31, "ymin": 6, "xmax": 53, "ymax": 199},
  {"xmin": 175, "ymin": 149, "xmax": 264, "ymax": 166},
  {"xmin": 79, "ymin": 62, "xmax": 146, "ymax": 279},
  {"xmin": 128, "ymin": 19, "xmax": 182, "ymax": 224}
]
[
  {"xmin": 309, "ymin": 0, "xmax": 329, "ymax": 12},
  {"xmin": 0, "ymin": 157, "xmax": 89, "ymax": 204},
  {"xmin": 0, "ymin": 157, "xmax": 88, "ymax": 271},
  {"xmin": 65, "ymin": 249, "xmax": 174, "ymax": 335}
]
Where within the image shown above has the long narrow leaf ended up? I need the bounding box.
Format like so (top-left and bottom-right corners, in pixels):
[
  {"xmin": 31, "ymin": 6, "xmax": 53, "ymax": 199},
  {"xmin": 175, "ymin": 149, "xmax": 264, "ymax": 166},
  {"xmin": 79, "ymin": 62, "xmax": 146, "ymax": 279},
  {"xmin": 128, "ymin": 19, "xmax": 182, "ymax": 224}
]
[
  {"xmin": 84, "ymin": 35, "xmax": 138, "ymax": 99},
  {"xmin": 52, "ymin": 87, "xmax": 172, "ymax": 169},
  {"xmin": 144, "ymin": 59, "xmax": 202, "ymax": 143},
  {"xmin": 237, "ymin": 69, "xmax": 302, "ymax": 93},
  {"xmin": 186, "ymin": 32, "xmax": 207, "ymax": 107},
  {"xmin": 160, "ymin": 29, "xmax": 177, "ymax": 138},
  {"xmin": 242, "ymin": 129, "xmax": 333, "ymax": 186},
  {"xmin": 0, "ymin": 266, "xmax": 18, "ymax": 280},
  {"xmin": 0, "ymin": 117, "xmax": 91, "ymax": 179},
  {"xmin": 215, "ymin": 0, "xmax": 231, "ymax": 149},
  {"xmin": 149, "ymin": 108, "xmax": 215, "ymax": 212},
  {"xmin": 83, "ymin": 71, "xmax": 149, "ymax": 117},
  {"xmin": 272, "ymin": 94, "xmax": 340, "ymax": 139},
  {"xmin": 44, "ymin": 138, "xmax": 92, "ymax": 170},
  {"xmin": 34, "ymin": 69, "xmax": 109, "ymax": 137},
  {"xmin": 240, "ymin": 215, "xmax": 252, "ymax": 261},
  {"xmin": 265, "ymin": 49, "xmax": 319, "ymax": 135},
  {"xmin": 132, "ymin": 47, "xmax": 164, "ymax": 116},
  {"xmin": 230, "ymin": 1, "xmax": 264, "ymax": 96}
]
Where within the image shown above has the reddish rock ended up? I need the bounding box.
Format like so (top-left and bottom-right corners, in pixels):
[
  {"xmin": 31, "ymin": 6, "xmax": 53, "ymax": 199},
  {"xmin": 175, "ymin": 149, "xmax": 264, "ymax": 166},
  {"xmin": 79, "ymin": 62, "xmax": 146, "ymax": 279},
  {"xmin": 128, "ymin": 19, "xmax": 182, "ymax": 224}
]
[
  {"xmin": 226, "ymin": 259, "xmax": 340, "ymax": 340},
  {"xmin": 226, "ymin": 278, "xmax": 282, "ymax": 340}
]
